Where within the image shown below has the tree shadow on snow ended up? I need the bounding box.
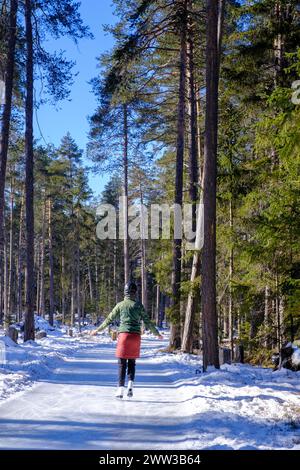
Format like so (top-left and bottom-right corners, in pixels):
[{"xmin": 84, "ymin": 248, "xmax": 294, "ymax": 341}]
[{"xmin": 0, "ymin": 410, "xmax": 293, "ymax": 450}]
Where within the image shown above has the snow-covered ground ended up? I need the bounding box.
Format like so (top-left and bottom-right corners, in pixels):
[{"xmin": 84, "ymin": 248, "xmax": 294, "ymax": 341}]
[{"xmin": 0, "ymin": 320, "xmax": 300, "ymax": 450}]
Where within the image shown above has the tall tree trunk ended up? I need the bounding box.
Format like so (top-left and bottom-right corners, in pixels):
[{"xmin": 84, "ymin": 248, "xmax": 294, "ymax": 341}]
[
  {"xmin": 141, "ymin": 239, "xmax": 147, "ymax": 310},
  {"xmin": 264, "ymin": 284, "xmax": 270, "ymax": 347},
  {"xmin": 48, "ymin": 197, "xmax": 54, "ymax": 326},
  {"xmin": 155, "ymin": 283, "xmax": 160, "ymax": 326},
  {"xmin": 0, "ymin": 0, "xmax": 18, "ymax": 290},
  {"xmin": 3, "ymin": 223, "xmax": 9, "ymax": 328},
  {"xmin": 39, "ymin": 195, "xmax": 46, "ymax": 317},
  {"xmin": 181, "ymin": 12, "xmax": 201, "ymax": 353},
  {"xmin": 196, "ymin": 88, "xmax": 203, "ymax": 176},
  {"xmin": 169, "ymin": 0, "xmax": 188, "ymax": 350},
  {"xmin": 70, "ymin": 265, "xmax": 75, "ymax": 328},
  {"xmin": 279, "ymin": 297, "xmax": 284, "ymax": 344},
  {"xmin": 76, "ymin": 211, "xmax": 81, "ymax": 331},
  {"xmin": 140, "ymin": 184, "xmax": 147, "ymax": 311},
  {"xmin": 275, "ymin": 269, "xmax": 281, "ymax": 352},
  {"xmin": 201, "ymin": 0, "xmax": 222, "ymax": 370},
  {"xmin": 182, "ymin": 88, "xmax": 204, "ymax": 353},
  {"xmin": 113, "ymin": 241, "xmax": 117, "ymax": 304},
  {"xmin": 81, "ymin": 284, "xmax": 85, "ymax": 327},
  {"xmin": 61, "ymin": 248, "xmax": 66, "ymax": 323},
  {"xmin": 87, "ymin": 262, "xmax": 93, "ymax": 303},
  {"xmin": 228, "ymin": 198, "xmax": 234, "ymax": 357},
  {"xmin": 95, "ymin": 244, "xmax": 99, "ymax": 321},
  {"xmin": 16, "ymin": 192, "xmax": 24, "ymax": 322},
  {"xmin": 187, "ymin": 17, "xmax": 198, "ymax": 233},
  {"xmin": 0, "ymin": 271, "xmax": 3, "ymax": 324},
  {"xmin": 160, "ymin": 292, "xmax": 166, "ymax": 327},
  {"xmin": 274, "ymin": 1, "xmax": 286, "ymax": 86},
  {"xmin": 35, "ymin": 238, "xmax": 40, "ymax": 315},
  {"xmin": 107, "ymin": 274, "xmax": 111, "ymax": 313},
  {"xmin": 24, "ymin": 0, "xmax": 35, "ymax": 342},
  {"xmin": 182, "ymin": 252, "xmax": 201, "ymax": 352},
  {"xmin": 7, "ymin": 177, "xmax": 14, "ymax": 318},
  {"xmin": 123, "ymin": 103, "xmax": 130, "ymax": 285}
]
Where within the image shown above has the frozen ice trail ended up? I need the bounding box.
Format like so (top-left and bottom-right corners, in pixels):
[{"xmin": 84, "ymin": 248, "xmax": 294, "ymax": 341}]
[
  {"xmin": 0, "ymin": 335, "xmax": 299, "ymax": 450},
  {"xmin": 0, "ymin": 336, "xmax": 198, "ymax": 449}
]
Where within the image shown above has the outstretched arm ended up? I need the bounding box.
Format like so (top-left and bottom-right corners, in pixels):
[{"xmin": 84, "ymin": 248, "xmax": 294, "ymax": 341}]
[
  {"xmin": 91, "ymin": 305, "xmax": 120, "ymax": 336},
  {"xmin": 140, "ymin": 305, "xmax": 163, "ymax": 338}
]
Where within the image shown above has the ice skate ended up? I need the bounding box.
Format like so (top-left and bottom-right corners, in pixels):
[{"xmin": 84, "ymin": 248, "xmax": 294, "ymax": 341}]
[
  {"xmin": 127, "ymin": 380, "xmax": 133, "ymax": 397},
  {"xmin": 115, "ymin": 386, "xmax": 124, "ymax": 399}
]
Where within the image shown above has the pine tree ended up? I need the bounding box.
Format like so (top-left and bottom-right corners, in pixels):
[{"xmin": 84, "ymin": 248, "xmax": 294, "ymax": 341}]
[{"xmin": 0, "ymin": 0, "xmax": 18, "ymax": 329}]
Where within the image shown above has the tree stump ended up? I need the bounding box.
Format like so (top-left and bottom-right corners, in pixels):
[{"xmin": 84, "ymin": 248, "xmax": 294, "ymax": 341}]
[
  {"xmin": 234, "ymin": 345, "xmax": 244, "ymax": 364},
  {"xmin": 219, "ymin": 347, "xmax": 231, "ymax": 365},
  {"xmin": 6, "ymin": 326, "xmax": 18, "ymax": 344},
  {"xmin": 279, "ymin": 343, "xmax": 294, "ymax": 370}
]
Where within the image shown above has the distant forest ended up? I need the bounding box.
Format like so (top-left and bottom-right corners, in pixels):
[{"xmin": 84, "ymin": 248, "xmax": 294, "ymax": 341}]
[{"xmin": 0, "ymin": 0, "xmax": 299, "ymax": 369}]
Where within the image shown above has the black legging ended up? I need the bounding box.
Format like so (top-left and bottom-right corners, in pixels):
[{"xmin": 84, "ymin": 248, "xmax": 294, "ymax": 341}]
[{"xmin": 118, "ymin": 358, "xmax": 136, "ymax": 386}]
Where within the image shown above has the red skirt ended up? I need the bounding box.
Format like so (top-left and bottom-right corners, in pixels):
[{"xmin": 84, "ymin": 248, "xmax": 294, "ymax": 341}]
[{"xmin": 115, "ymin": 332, "xmax": 141, "ymax": 359}]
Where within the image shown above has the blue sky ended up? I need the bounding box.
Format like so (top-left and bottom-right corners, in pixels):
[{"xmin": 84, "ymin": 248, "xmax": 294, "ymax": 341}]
[{"xmin": 34, "ymin": 0, "xmax": 116, "ymax": 197}]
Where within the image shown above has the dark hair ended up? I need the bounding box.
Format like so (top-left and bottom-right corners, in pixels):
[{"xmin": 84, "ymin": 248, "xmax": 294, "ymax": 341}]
[{"xmin": 124, "ymin": 281, "xmax": 137, "ymax": 296}]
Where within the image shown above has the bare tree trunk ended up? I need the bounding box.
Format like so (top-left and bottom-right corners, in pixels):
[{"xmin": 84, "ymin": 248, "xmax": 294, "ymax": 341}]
[
  {"xmin": 141, "ymin": 239, "xmax": 147, "ymax": 310},
  {"xmin": 35, "ymin": 238, "xmax": 40, "ymax": 315},
  {"xmin": 48, "ymin": 197, "xmax": 54, "ymax": 326},
  {"xmin": 155, "ymin": 283, "xmax": 160, "ymax": 326},
  {"xmin": 279, "ymin": 296, "xmax": 284, "ymax": 343},
  {"xmin": 196, "ymin": 89, "xmax": 203, "ymax": 177},
  {"xmin": 169, "ymin": 0, "xmax": 188, "ymax": 350},
  {"xmin": 95, "ymin": 245, "xmax": 99, "ymax": 321},
  {"xmin": 181, "ymin": 10, "xmax": 201, "ymax": 353},
  {"xmin": 264, "ymin": 285, "xmax": 270, "ymax": 347},
  {"xmin": 123, "ymin": 104, "xmax": 130, "ymax": 285},
  {"xmin": 182, "ymin": 252, "xmax": 201, "ymax": 352},
  {"xmin": 107, "ymin": 274, "xmax": 111, "ymax": 313},
  {"xmin": 81, "ymin": 284, "xmax": 85, "ymax": 326},
  {"xmin": 0, "ymin": 271, "xmax": 3, "ymax": 324},
  {"xmin": 16, "ymin": 193, "xmax": 24, "ymax": 322},
  {"xmin": 0, "ymin": 0, "xmax": 18, "ymax": 291},
  {"xmin": 217, "ymin": 0, "xmax": 225, "ymax": 61},
  {"xmin": 113, "ymin": 241, "xmax": 118, "ymax": 304},
  {"xmin": 187, "ymin": 15, "xmax": 198, "ymax": 233},
  {"xmin": 7, "ymin": 177, "xmax": 14, "ymax": 318},
  {"xmin": 76, "ymin": 212, "xmax": 81, "ymax": 331},
  {"xmin": 202, "ymin": 0, "xmax": 223, "ymax": 370},
  {"xmin": 70, "ymin": 265, "xmax": 75, "ymax": 328},
  {"xmin": 140, "ymin": 184, "xmax": 148, "ymax": 311},
  {"xmin": 3, "ymin": 223, "xmax": 9, "ymax": 328},
  {"xmin": 275, "ymin": 269, "xmax": 281, "ymax": 352},
  {"xmin": 39, "ymin": 195, "xmax": 46, "ymax": 317},
  {"xmin": 88, "ymin": 262, "xmax": 93, "ymax": 303},
  {"xmin": 61, "ymin": 248, "xmax": 66, "ymax": 323},
  {"xmin": 160, "ymin": 293, "xmax": 166, "ymax": 327},
  {"xmin": 182, "ymin": 95, "xmax": 203, "ymax": 353},
  {"xmin": 24, "ymin": 0, "xmax": 35, "ymax": 342},
  {"xmin": 274, "ymin": 1, "xmax": 286, "ymax": 86},
  {"xmin": 228, "ymin": 198, "xmax": 234, "ymax": 357}
]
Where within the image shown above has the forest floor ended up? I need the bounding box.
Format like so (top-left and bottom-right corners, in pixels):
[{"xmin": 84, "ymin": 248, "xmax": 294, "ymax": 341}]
[{"xmin": 0, "ymin": 321, "xmax": 300, "ymax": 450}]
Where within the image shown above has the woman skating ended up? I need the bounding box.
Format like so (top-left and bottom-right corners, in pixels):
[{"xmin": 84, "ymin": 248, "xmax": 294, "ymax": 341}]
[{"xmin": 91, "ymin": 281, "xmax": 163, "ymax": 398}]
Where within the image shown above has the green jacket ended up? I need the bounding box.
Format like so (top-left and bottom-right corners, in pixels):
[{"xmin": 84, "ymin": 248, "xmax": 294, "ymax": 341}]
[{"xmin": 96, "ymin": 295, "xmax": 160, "ymax": 336}]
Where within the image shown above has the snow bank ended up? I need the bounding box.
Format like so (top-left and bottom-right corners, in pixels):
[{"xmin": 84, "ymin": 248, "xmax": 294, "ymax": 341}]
[
  {"xmin": 292, "ymin": 348, "xmax": 300, "ymax": 367},
  {"xmin": 140, "ymin": 341, "xmax": 300, "ymax": 450}
]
